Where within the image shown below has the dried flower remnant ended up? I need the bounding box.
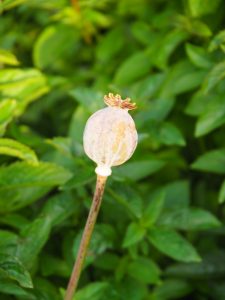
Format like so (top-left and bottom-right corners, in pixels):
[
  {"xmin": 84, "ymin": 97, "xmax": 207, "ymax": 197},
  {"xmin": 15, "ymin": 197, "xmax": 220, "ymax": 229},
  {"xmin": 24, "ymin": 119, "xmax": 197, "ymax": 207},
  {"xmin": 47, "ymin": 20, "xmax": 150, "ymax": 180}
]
[
  {"xmin": 64, "ymin": 93, "xmax": 138, "ymax": 300},
  {"xmin": 104, "ymin": 93, "xmax": 137, "ymax": 110}
]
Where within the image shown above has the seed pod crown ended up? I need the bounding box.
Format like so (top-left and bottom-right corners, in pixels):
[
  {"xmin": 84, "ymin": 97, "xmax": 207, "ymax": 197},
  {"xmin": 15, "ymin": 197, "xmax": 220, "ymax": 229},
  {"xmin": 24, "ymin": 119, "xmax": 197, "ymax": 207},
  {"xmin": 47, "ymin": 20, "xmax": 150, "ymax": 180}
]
[{"xmin": 104, "ymin": 93, "xmax": 137, "ymax": 110}]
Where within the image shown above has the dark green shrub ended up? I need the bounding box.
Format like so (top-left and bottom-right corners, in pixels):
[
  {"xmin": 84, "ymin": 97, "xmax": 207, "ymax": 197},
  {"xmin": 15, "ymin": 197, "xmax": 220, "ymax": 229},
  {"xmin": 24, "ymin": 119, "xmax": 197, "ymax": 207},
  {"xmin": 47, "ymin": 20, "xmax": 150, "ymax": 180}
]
[{"xmin": 0, "ymin": 0, "xmax": 225, "ymax": 299}]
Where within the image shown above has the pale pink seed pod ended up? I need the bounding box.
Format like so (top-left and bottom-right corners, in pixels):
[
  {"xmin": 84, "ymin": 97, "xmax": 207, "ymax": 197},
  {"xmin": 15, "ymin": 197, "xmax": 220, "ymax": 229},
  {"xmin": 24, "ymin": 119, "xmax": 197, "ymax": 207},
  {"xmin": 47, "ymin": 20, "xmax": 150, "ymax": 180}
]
[{"xmin": 83, "ymin": 93, "xmax": 138, "ymax": 177}]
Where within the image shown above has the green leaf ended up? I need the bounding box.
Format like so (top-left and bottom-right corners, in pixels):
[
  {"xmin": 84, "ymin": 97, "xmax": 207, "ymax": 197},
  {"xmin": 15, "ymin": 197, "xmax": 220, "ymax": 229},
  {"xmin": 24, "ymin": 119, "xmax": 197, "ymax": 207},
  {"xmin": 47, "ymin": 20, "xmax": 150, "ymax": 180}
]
[
  {"xmin": 136, "ymin": 98, "xmax": 175, "ymax": 128},
  {"xmin": 0, "ymin": 230, "xmax": 19, "ymax": 256},
  {"xmin": 114, "ymin": 277, "xmax": 146, "ymax": 300},
  {"xmin": 191, "ymin": 149, "xmax": 225, "ymax": 174},
  {"xmin": 165, "ymin": 251, "xmax": 225, "ymax": 279},
  {"xmin": 0, "ymin": 0, "xmax": 28, "ymax": 11},
  {"xmin": 84, "ymin": 10, "xmax": 111, "ymax": 28},
  {"xmin": 123, "ymin": 222, "xmax": 145, "ymax": 248},
  {"xmin": 142, "ymin": 191, "xmax": 165, "ymax": 227},
  {"xmin": 170, "ymin": 71, "xmax": 205, "ymax": 95},
  {"xmin": 16, "ymin": 215, "xmax": 52, "ymax": 268},
  {"xmin": 114, "ymin": 51, "xmax": 152, "ymax": 86},
  {"xmin": 62, "ymin": 167, "xmax": 94, "ymax": 190},
  {"xmin": 42, "ymin": 192, "xmax": 78, "ymax": 227},
  {"xmin": 114, "ymin": 256, "xmax": 130, "ymax": 282},
  {"xmin": 0, "ymin": 99, "xmax": 17, "ymax": 136},
  {"xmin": 33, "ymin": 277, "xmax": 62, "ymax": 300},
  {"xmin": 0, "ymin": 69, "xmax": 49, "ymax": 114},
  {"xmin": 143, "ymin": 121, "xmax": 185, "ymax": 147},
  {"xmin": 218, "ymin": 180, "xmax": 225, "ymax": 203},
  {"xmin": 185, "ymin": 43, "xmax": 212, "ymax": 69},
  {"xmin": 159, "ymin": 60, "xmax": 206, "ymax": 97},
  {"xmin": 176, "ymin": 15, "xmax": 213, "ymax": 38},
  {"xmin": 153, "ymin": 29, "xmax": 188, "ymax": 69},
  {"xmin": 0, "ymin": 214, "xmax": 29, "ymax": 230},
  {"xmin": 127, "ymin": 257, "xmax": 161, "ymax": 284},
  {"xmin": 130, "ymin": 73, "xmax": 165, "ymax": 101},
  {"xmin": 46, "ymin": 137, "xmax": 73, "ymax": 157},
  {"xmin": 151, "ymin": 279, "xmax": 192, "ymax": 300},
  {"xmin": 158, "ymin": 122, "xmax": 186, "ymax": 146},
  {"xmin": 190, "ymin": 20, "xmax": 212, "ymax": 38},
  {"xmin": 185, "ymin": 91, "xmax": 214, "ymax": 117},
  {"xmin": 209, "ymin": 30, "xmax": 225, "ymax": 52},
  {"xmin": 210, "ymin": 282, "xmax": 225, "ymax": 300},
  {"xmin": 122, "ymin": 187, "xmax": 143, "ymax": 219},
  {"xmin": 0, "ymin": 161, "xmax": 72, "ymax": 212},
  {"xmin": 33, "ymin": 24, "xmax": 78, "ymax": 70},
  {"xmin": 110, "ymin": 185, "xmax": 143, "ymax": 219},
  {"xmin": 188, "ymin": 0, "xmax": 222, "ymax": 17},
  {"xmin": 195, "ymin": 94, "xmax": 225, "ymax": 137},
  {"xmin": 69, "ymin": 106, "xmax": 90, "ymax": 143},
  {"xmin": 115, "ymin": 159, "xmax": 166, "ymax": 181},
  {"xmin": 73, "ymin": 282, "xmax": 110, "ymax": 300},
  {"xmin": 94, "ymin": 253, "xmax": 120, "ymax": 271},
  {"xmin": 0, "ymin": 230, "xmax": 18, "ymax": 245},
  {"xmin": 131, "ymin": 21, "xmax": 155, "ymax": 46},
  {"xmin": 96, "ymin": 26, "xmax": 125, "ymax": 62},
  {"xmin": 162, "ymin": 180, "xmax": 190, "ymax": 209},
  {"xmin": 202, "ymin": 61, "xmax": 225, "ymax": 93},
  {"xmin": 158, "ymin": 208, "xmax": 221, "ymax": 230},
  {"xmin": 0, "ymin": 279, "xmax": 36, "ymax": 299},
  {"xmin": 148, "ymin": 228, "xmax": 201, "ymax": 262},
  {"xmin": 0, "ymin": 254, "xmax": 33, "ymax": 288},
  {"xmin": 69, "ymin": 88, "xmax": 103, "ymax": 113},
  {"xmin": 40, "ymin": 254, "xmax": 70, "ymax": 277},
  {"xmin": 0, "ymin": 138, "xmax": 38, "ymax": 164},
  {"xmin": 0, "ymin": 49, "xmax": 20, "ymax": 66}
]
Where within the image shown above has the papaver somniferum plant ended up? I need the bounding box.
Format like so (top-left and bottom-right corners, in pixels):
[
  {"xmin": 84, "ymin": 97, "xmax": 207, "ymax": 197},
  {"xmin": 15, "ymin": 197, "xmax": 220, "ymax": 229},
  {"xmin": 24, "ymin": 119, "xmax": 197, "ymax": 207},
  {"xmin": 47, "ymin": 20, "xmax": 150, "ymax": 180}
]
[{"xmin": 64, "ymin": 93, "xmax": 138, "ymax": 300}]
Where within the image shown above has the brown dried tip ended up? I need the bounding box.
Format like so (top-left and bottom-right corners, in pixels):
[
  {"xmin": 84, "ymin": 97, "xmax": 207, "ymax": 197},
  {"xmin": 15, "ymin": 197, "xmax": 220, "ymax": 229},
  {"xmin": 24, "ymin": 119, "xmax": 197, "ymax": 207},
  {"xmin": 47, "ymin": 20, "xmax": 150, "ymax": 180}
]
[{"xmin": 104, "ymin": 93, "xmax": 137, "ymax": 110}]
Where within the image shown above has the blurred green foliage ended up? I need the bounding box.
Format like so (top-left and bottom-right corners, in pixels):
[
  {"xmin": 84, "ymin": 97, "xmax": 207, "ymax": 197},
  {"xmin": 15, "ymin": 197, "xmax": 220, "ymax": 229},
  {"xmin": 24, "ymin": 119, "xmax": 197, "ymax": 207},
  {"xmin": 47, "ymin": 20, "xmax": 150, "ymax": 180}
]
[{"xmin": 0, "ymin": 0, "xmax": 225, "ymax": 299}]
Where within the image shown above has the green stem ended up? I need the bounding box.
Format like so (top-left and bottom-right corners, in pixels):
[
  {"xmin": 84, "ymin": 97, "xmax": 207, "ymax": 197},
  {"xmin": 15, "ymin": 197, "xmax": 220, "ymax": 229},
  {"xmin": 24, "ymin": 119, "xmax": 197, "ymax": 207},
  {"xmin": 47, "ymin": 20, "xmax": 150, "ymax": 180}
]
[
  {"xmin": 70, "ymin": 0, "xmax": 80, "ymax": 12},
  {"xmin": 64, "ymin": 175, "xmax": 107, "ymax": 300}
]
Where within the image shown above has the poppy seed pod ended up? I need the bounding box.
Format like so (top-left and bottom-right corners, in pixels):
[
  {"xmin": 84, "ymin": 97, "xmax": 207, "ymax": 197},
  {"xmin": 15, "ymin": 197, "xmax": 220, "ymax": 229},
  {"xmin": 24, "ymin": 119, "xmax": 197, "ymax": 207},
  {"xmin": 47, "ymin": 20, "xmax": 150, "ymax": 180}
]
[{"xmin": 83, "ymin": 93, "xmax": 138, "ymax": 177}]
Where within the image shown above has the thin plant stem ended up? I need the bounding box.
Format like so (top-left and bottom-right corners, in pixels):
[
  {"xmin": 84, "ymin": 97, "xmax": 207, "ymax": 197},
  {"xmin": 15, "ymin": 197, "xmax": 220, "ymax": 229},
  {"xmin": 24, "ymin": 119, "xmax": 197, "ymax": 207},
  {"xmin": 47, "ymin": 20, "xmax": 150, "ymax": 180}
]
[
  {"xmin": 64, "ymin": 175, "xmax": 107, "ymax": 300},
  {"xmin": 70, "ymin": 0, "xmax": 80, "ymax": 12}
]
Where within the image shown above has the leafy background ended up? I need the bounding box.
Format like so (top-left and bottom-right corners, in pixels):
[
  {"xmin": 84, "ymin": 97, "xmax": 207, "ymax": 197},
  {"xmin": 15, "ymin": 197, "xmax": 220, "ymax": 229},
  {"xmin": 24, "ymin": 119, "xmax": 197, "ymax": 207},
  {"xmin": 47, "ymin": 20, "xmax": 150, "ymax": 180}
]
[{"xmin": 0, "ymin": 0, "xmax": 225, "ymax": 299}]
